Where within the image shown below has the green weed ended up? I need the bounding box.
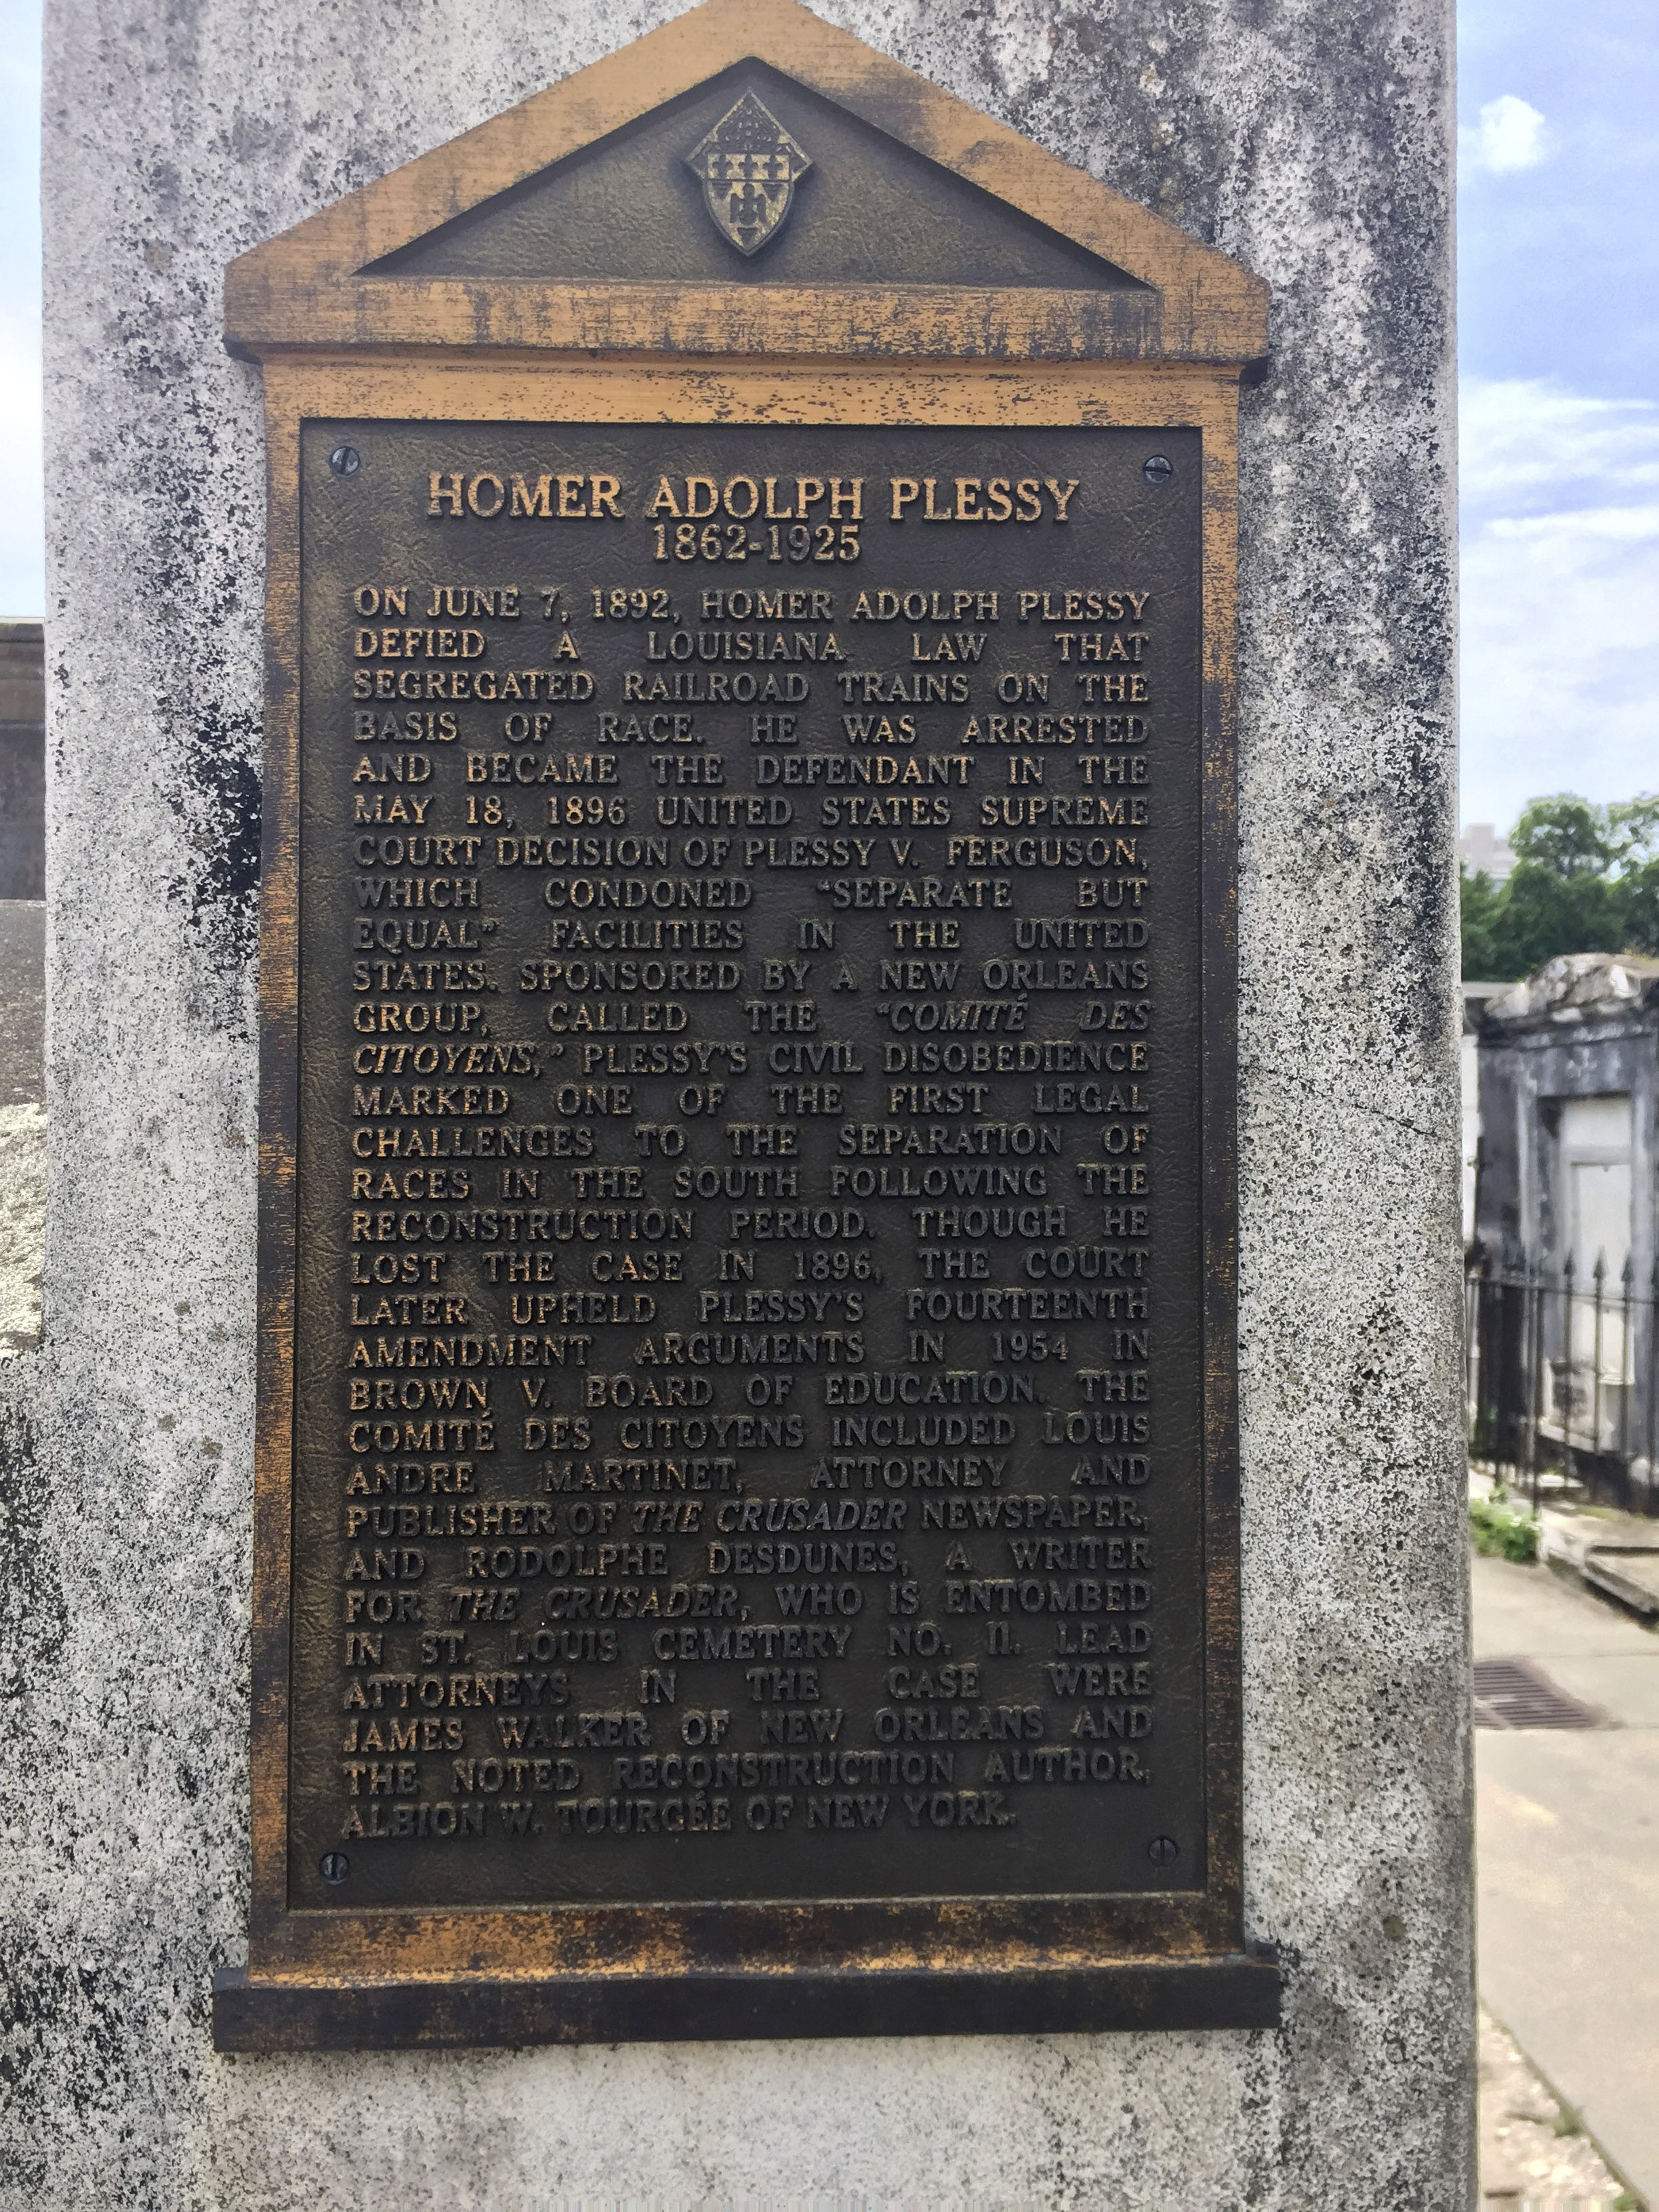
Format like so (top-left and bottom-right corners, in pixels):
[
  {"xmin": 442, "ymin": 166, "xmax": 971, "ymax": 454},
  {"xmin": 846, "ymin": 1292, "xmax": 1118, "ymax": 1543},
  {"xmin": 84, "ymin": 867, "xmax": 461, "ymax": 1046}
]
[{"xmin": 1469, "ymin": 1492, "xmax": 1541, "ymax": 1563}]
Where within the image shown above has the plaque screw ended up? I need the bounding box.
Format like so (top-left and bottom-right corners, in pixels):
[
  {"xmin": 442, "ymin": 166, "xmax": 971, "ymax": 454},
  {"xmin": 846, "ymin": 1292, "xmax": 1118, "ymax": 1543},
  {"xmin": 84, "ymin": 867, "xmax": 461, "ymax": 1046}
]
[
  {"xmin": 329, "ymin": 445, "xmax": 361, "ymax": 478},
  {"xmin": 319, "ymin": 1851, "xmax": 350, "ymax": 1883},
  {"xmin": 1142, "ymin": 454, "xmax": 1174, "ymax": 485},
  {"xmin": 1147, "ymin": 1835, "xmax": 1180, "ymax": 1866}
]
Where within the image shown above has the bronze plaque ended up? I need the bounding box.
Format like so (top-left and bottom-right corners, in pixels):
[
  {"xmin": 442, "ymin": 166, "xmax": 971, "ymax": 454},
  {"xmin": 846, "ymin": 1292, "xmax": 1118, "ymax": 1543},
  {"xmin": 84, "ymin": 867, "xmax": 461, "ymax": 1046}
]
[
  {"xmin": 298, "ymin": 421, "xmax": 1198, "ymax": 1910},
  {"xmin": 217, "ymin": 0, "xmax": 1274, "ymax": 2047}
]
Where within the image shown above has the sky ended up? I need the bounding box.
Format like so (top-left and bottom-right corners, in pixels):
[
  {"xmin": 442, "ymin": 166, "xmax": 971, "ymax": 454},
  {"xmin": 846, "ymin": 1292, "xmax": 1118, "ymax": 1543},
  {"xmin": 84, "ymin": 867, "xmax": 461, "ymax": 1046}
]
[
  {"xmin": 1458, "ymin": 0, "xmax": 1659, "ymax": 834},
  {"xmin": 0, "ymin": 0, "xmax": 40, "ymax": 628},
  {"xmin": 0, "ymin": 0, "xmax": 1654, "ymax": 838}
]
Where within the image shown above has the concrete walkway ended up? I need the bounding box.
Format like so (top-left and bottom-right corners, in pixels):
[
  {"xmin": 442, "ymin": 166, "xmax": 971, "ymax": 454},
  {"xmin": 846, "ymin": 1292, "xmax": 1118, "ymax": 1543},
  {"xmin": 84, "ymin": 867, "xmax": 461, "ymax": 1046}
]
[
  {"xmin": 0, "ymin": 898, "xmax": 43, "ymax": 1107},
  {"xmin": 1475, "ymin": 1548, "xmax": 1659, "ymax": 2205},
  {"xmin": 1479, "ymin": 2002, "xmax": 1631, "ymax": 2207}
]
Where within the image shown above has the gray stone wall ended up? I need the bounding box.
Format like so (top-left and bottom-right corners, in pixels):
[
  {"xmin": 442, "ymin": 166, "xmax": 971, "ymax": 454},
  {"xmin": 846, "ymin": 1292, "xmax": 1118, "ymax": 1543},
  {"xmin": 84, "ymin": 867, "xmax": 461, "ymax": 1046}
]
[
  {"xmin": 4, "ymin": 0, "xmax": 1467, "ymax": 2201},
  {"xmin": 0, "ymin": 621, "xmax": 45, "ymax": 899}
]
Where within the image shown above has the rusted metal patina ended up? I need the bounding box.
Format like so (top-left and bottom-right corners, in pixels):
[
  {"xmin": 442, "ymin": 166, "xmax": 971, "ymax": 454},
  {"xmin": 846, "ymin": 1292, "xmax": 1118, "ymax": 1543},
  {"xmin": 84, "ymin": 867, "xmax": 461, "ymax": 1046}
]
[{"xmin": 216, "ymin": 0, "xmax": 1273, "ymax": 2049}]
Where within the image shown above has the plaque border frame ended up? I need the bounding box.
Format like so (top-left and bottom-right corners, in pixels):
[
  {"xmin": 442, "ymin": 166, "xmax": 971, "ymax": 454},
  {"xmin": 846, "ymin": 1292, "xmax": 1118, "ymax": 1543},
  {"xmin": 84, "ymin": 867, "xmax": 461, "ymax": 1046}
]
[{"xmin": 218, "ymin": 0, "xmax": 1275, "ymax": 2053}]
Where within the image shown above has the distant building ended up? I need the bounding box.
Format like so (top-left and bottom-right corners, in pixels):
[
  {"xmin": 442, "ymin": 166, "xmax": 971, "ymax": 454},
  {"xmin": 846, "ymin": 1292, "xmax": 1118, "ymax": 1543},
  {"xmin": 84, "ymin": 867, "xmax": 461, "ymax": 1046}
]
[
  {"xmin": 1458, "ymin": 822, "xmax": 1513, "ymax": 882},
  {"xmin": 1471, "ymin": 952, "xmax": 1659, "ymax": 1509},
  {"xmin": 0, "ymin": 621, "xmax": 44, "ymax": 901}
]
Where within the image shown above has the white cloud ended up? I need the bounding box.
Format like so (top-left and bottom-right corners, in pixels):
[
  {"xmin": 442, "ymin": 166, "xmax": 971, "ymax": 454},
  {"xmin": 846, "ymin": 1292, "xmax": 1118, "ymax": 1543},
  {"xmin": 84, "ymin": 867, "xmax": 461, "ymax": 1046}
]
[
  {"xmin": 1460, "ymin": 94, "xmax": 1553, "ymax": 178},
  {"xmin": 1461, "ymin": 379, "xmax": 1659, "ymax": 828},
  {"xmin": 1462, "ymin": 380, "xmax": 1659, "ymax": 511}
]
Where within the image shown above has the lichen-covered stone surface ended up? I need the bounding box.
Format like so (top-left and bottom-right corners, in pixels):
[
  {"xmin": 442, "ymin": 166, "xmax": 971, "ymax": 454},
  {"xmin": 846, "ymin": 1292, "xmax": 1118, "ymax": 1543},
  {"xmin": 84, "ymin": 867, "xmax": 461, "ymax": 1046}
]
[{"xmin": 6, "ymin": 0, "xmax": 1467, "ymax": 2201}]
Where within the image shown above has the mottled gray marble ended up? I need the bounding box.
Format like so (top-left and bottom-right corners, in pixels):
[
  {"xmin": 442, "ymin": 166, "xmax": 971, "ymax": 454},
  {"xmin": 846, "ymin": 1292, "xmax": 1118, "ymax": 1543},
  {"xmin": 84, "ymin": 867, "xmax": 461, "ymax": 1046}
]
[{"xmin": 3, "ymin": 0, "xmax": 1467, "ymax": 2200}]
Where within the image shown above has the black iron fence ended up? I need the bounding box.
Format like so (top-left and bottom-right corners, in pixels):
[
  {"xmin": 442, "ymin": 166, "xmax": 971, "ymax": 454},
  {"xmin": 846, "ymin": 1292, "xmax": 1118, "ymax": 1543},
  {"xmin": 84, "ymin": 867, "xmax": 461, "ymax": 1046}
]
[{"xmin": 1465, "ymin": 1248, "xmax": 1659, "ymax": 1517}]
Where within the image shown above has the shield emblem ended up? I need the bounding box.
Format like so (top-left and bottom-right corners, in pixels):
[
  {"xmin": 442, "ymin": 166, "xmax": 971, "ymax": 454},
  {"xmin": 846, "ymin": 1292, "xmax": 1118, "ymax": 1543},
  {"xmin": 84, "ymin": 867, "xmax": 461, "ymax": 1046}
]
[{"xmin": 687, "ymin": 91, "xmax": 812, "ymax": 257}]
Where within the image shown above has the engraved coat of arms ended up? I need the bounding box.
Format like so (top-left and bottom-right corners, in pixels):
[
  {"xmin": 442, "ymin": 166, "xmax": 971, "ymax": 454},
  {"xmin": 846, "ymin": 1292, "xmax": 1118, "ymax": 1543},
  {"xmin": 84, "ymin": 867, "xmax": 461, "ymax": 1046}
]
[{"xmin": 687, "ymin": 91, "xmax": 812, "ymax": 256}]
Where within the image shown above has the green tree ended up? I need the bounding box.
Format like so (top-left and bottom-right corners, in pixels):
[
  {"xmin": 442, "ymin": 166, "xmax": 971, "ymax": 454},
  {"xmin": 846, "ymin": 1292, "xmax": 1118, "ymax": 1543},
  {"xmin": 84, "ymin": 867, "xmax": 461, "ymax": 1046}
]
[
  {"xmin": 1459, "ymin": 794, "xmax": 1659, "ymax": 979},
  {"xmin": 1510, "ymin": 794, "xmax": 1614, "ymax": 877},
  {"xmin": 1458, "ymin": 863, "xmax": 1509, "ymax": 979},
  {"xmin": 1608, "ymin": 798, "xmax": 1659, "ymax": 956}
]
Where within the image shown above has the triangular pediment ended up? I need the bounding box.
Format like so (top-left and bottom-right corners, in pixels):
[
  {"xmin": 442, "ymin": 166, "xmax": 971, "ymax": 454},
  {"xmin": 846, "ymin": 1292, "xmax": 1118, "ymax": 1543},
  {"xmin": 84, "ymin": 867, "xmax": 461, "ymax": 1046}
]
[
  {"xmin": 367, "ymin": 61, "xmax": 1143, "ymax": 294},
  {"xmin": 225, "ymin": 0, "xmax": 1266, "ymax": 365}
]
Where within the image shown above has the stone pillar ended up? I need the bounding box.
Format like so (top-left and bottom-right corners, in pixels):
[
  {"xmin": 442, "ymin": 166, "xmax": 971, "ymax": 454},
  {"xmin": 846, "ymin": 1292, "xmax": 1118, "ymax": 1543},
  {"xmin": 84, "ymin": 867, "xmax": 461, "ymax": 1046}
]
[{"xmin": 5, "ymin": 0, "xmax": 1467, "ymax": 2200}]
